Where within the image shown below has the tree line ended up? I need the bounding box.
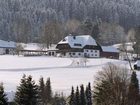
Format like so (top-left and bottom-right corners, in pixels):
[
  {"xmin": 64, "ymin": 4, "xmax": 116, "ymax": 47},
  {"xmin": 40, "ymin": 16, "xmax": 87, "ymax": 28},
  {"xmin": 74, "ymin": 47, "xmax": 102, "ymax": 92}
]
[
  {"xmin": 0, "ymin": 0, "xmax": 140, "ymax": 44},
  {"xmin": 0, "ymin": 64, "xmax": 140, "ymax": 105}
]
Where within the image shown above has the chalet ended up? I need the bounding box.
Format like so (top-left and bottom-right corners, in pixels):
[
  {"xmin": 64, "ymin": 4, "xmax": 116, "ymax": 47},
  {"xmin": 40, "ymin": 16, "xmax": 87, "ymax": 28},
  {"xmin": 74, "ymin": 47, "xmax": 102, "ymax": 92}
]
[
  {"xmin": 0, "ymin": 40, "xmax": 16, "ymax": 55},
  {"xmin": 56, "ymin": 35, "xmax": 102, "ymax": 58},
  {"xmin": 101, "ymin": 46, "xmax": 119, "ymax": 59}
]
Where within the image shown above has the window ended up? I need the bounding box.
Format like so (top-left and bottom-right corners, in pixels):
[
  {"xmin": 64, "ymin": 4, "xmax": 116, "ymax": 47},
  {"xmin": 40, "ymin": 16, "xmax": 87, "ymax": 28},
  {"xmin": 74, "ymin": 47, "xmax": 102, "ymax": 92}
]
[
  {"xmin": 74, "ymin": 43, "xmax": 82, "ymax": 46},
  {"xmin": 73, "ymin": 53, "xmax": 75, "ymax": 55},
  {"xmin": 86, "ymin": 50, "xmax": 88, "ymax": 52},
  {"xmin": 73, "ymin": 36, "xmax": 76, "ymax": 39},
  {"xmin": 91, "ymin": 50, "xmax": 93, "ymax": 52},
  {"xmin": 79, "ymin": 53, "xmax": 81, "ymax": 55},
  {"xmin": 95, "ymin": 54, "xmax": 97, "ymax": 56},
  {"xmin": 95, "ymin": 50, "xmax": 98, "ymax": 53},
  {"xmin": 62, "ymin": 38, "xmax": 66, "ymax": 41}
]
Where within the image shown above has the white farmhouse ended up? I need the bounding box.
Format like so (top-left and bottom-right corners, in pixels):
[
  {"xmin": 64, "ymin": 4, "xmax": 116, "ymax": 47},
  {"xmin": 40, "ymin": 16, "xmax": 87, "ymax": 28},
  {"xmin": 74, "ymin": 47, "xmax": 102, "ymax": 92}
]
[{"xmin": 56, "ymin": 35, "xmax": 102, "ymax": 58}]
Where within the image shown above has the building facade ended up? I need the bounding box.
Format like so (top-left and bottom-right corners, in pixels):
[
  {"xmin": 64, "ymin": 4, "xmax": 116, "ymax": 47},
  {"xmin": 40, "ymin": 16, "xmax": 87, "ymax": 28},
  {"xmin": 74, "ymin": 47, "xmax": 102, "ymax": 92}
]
[
  {"xmin": 56, "ymin": 35, "xmax": 102, "ymax": 58},
  {"xmin": 0, "ymin": 40, "xmax": 16, "ymax": 55}
]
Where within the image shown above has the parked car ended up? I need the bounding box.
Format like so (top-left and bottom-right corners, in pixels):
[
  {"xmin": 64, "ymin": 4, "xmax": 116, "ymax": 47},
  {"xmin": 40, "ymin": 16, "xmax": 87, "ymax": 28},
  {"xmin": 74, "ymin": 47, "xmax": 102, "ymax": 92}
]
[{"xmin": 134, "ymin": 60, "xmax": 140, "ymax": 70}]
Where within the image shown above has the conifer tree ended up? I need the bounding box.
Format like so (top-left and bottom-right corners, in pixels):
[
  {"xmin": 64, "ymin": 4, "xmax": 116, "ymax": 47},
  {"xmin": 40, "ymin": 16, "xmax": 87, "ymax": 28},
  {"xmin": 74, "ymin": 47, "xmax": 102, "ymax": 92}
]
[
  {"xmin": 75, "ymin": 86, "xmax": 80, "ymax": 105},
  {"xmin": 38, "ymin": 77, "xmax": 45, "ymax": 105},
  {"xmin": 128, "ymin": 71, "xmax": 140, "ymax": 104},
  {"xmin": 52, "ymin": 93, "xmax": 66, "ymax": 105},
  {"xmin": 69, "ymin": 86, "xmax": 75, "ymax": 105},
  {"xmin": 0, "ymin": 83, "xmax": 8, "ymax": 105},
  {"xmin": 91, "ymin": 24, "xmax": 100, "ymax": 42},
  {"xmin": 133, "ymin": 26, "xmax": 140, "ymax": 58},
  {"xmin": 45, "ymin": 78, "xmax": 52, "ymax": 104},
  {"xmin": 86, "ymin": 83, "xmax": 92, "ymax": 105},
  {"xmin": 80, "ymin": 85, "xmax": 86, "ymax": 105},
  {"xmin": 15, "ymin": 75, "xmax": 39, "ymax": 105}
]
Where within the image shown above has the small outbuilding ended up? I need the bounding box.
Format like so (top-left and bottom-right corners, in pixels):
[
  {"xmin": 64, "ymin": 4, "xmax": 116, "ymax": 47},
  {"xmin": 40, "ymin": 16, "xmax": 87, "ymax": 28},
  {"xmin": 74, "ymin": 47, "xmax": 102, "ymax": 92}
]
[
  {"xmin": 101, "ymin": 46, "xmax": 119, "ymax": 59},
  {"xmin": 0, "ymin": 40, "xmax": 16, "ymax": 55}
]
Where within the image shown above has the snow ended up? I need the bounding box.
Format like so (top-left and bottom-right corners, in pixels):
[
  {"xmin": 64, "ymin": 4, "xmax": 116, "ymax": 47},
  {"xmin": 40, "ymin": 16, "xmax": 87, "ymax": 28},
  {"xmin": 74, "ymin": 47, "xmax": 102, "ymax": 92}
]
[
  {"xmin": 58, "ymin": 35, "xmax": 97, "ymax": 48},
  {"xmin": 113, "ymin": 42, "xmax": 134, "ymax": 52},
  {"xmin": 102, "ymin": 46, "xmax": 119, "ymax": 53},
  {"xmin": 0, "ymin": 40, "xmax": 16, "ymax": 48},
  {"xmin": 0, "ymin": 55, "xmax": 129, "ymax": 101},
  {"xmin": 20, "ymin": 43, "xmax": 57, "ymax": 51}
]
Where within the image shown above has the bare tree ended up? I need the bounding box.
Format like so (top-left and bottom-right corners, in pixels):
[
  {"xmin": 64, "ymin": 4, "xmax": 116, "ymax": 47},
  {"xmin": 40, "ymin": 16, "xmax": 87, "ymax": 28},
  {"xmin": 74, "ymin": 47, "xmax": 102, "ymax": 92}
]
[
  {"xmin": 119, "ymin": 41, "xmax": 133, "ymax": 70},
  {"xmin": 41, "ymin": 21, "xmax": 64, "ymax": 48},
  {"xmin": 65, "ymin": 19, "xmax": 80, "ymax": 34},
  {"xmin": 93, "ymin": 63, "xmax": 137, "ymax": 105}
]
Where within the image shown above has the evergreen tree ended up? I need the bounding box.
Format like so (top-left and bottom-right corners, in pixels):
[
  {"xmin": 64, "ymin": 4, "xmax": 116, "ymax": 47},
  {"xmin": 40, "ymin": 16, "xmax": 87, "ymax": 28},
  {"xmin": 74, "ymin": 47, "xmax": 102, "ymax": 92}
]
[
  {"xmin": 128, "ymin": 71, "xmax": 140, "ymax": 104},
  {"xmin": 93, "ymin": 64, "xmax": 131, "ymax": 105},
  {"xmin": 80, "ymin": 85, "xmax": 86, "ymax": 105},
  {"xmin": 69, "ymin": 86, "xmax": 75, "ymax": 105},
  {"xmin": 85, "ymin": 83, "xmax": 92, "ymax": 105},
  {"xmin": 15, "ymin": 75, "xmax": 39, "ymax": 105},
  {"xmin": 91, "ymin": 24, "xmax": 100, "ymax": 42},
  {"xmin": 52, "ymin": 93, "xmax": 66, "ymax": 105},
  {"xmin": 133, "ymin": 26, "xmax": 140, "ymax": 58},
  {"xmin": 75, "ymin": 86, "xmax": 80, "ymax": 105},
  {"xmin": 38, "ymin": 77, "xmax": 45, "ymax": 105},
  {"xmin": 45, "ymin": 78, "xmax": 52, "ymax": 104},
  {"xmin": 0, "ymin": 83, "xmax": 8, "ymax": 105}
]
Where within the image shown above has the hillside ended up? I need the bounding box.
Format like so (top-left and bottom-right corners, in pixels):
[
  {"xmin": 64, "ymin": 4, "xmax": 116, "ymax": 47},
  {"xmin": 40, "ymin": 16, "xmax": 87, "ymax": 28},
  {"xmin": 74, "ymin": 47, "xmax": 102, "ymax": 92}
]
[{"xmin": 0, "ymin": 0, "xmax": 140, "ymax": 42}]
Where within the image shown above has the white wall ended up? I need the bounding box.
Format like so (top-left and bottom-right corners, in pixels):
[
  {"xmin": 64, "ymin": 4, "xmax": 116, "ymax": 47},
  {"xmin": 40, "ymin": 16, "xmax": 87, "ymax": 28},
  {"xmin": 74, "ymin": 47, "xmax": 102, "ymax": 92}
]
[
  {"xmin": 83, "ymin": 49, "xmax": 100, "ymax": 58},
  {"xmin": 66, "ymin": 52, "xmax": 84, "ymax": 58},
  {"xmin": 0, "ymin": 48, "xmax": 5, "ymax": 55},
  {"xmin": 65, "ymin": 49, "xmax": 100, "ymax": 58}
]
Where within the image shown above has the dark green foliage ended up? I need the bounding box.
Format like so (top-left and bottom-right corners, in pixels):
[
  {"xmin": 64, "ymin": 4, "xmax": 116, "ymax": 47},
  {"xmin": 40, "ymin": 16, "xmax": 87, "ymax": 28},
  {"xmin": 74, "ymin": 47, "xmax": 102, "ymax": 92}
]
[
  {"xmin": 8, "ymin": 102, "xmax": 16, "ymax": 105},
  {"xmin": 69, "ymin": 86, "xmax": 75, "ymax": 105},
  {"xmin": 93, "ymin": 80, "xmax": 111, "ymax": 105},
  {"xmin": 38, "ymin": 77, "xmax": 52, "ymax": 105},
  {"xmin": 0, "ymin": 83, "xmax": 8, "ymax": 105},
  {"xmin": 38, "ymin": 77, "xmax": 45, "ymax": 105},
  {"xmin": 91, "ymin": 24, "xmax": 100, "ymax": 42},
  {"xmin": 93, "ymin": 64, "xmax": 132, "ymax": 105},
  {"xmin": 78, "ymin": 19, "xmax": 93, "ymax": 35},
  {"xmin": 15, "ymin": 74, "xmax": 39, "ymax": 105},
  {"xmin": 128, "ymin": 71, "xmax": 140, "ymax": 104},
  {"xmin": 80, "ymin": 85, "xmax": 86, "ymax": 105},
  {"xmin": 133, "ymin": 26, "xmax": 140, "ymax": 57},
  {"xmin": 45, "ymin": 78, "xmax": 52, "ymax": 103},
  {"xmin": 85, "ymin": 83, "xmax": 92, "ymax": 105},
  {"xmin": 75, "ymin": 86, "xmax": 80, "ymax": 105},
  {"xmin": 51, "ymin": 93, "xmax": 66, "ymax": 105},
  {"xmin": 130, "ymin": 71, "xmax": 139, "ymax": 94}
]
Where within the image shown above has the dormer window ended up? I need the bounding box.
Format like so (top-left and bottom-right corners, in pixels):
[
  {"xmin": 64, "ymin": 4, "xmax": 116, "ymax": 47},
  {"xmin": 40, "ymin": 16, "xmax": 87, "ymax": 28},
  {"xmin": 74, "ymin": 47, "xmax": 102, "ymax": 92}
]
[
  {"xmin": 74, "ymin": 43, "xmax": 82, "ymax": 46},
  {"xmin": 62, "ymin": 38, "xmax": 66, "ymax": 41},
  {"xmin": 73, "ymin": 36, "xmax": 76, "ymax": 39}
]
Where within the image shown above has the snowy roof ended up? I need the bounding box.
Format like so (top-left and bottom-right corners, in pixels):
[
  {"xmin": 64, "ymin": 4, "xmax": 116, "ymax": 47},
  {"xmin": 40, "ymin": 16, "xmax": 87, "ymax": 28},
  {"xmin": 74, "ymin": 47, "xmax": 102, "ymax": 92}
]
[
  {"xmin": 21, "ymin": 43, "xmax": 46, "ymax": 51},
  {"xmin": 0, "ymin": 40, "xmax": 16, "ymax": 48},
  {"xmin": 113, "ymin": 42, "xmax": 134, "ymax": 52},
  {"xmin": 58, "ymin": 35, "xmax": 97, "ymax": 48},
  {"xmin": 102, "ymin": 46, "xmax": 119, "ymax": 53},
  {"xmin": 21, "ymin": 43, "xmax": 56, "ymax": 51}
]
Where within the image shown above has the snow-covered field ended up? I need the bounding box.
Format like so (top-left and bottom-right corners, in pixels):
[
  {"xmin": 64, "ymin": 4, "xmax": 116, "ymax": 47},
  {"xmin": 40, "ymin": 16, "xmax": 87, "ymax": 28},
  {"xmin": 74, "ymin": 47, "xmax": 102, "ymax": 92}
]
[{"xmin": 0, "ymin": 55, "xmax": 131, "ymax": 101}]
